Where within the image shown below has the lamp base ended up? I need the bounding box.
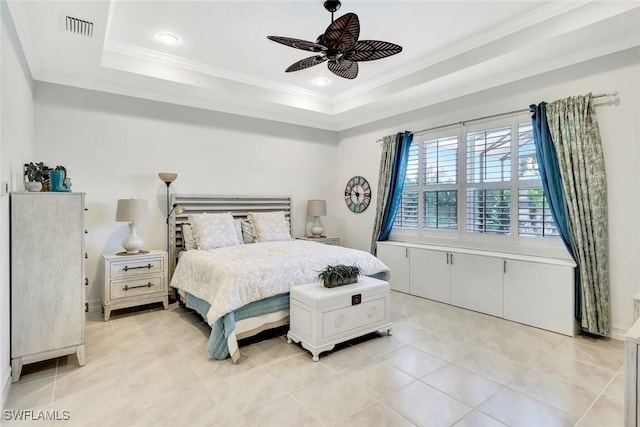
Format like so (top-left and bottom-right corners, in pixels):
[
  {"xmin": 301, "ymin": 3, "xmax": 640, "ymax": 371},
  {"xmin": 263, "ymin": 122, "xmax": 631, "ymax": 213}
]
[
  {"xmin": 310, "ymin": 225, "xmax": 324, "ymax": 237},
  {"xmin": 122, "ymin": 222, "xmax": 144, "ymax": 254}
]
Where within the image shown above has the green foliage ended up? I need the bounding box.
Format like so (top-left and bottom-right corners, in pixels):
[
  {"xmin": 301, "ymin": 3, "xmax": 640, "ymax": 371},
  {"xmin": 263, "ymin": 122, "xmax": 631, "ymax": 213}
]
[
  {"xmin": 24, "ymin": 163, "xmax": 67, "ymax": 183},
  {"xmin": 317, "ymin": 264, "xmax": 361, "ymax": 288},
  {"xmin": 24, "ymin": 162, "xmax": 51, "ymax": 183}
]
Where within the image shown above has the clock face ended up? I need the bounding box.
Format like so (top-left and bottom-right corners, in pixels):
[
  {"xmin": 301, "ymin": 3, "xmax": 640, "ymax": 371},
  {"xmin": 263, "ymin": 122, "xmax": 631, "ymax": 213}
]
[{"xmin": 344, "ymin": 176, "xmax": 372, "ymax": 213}]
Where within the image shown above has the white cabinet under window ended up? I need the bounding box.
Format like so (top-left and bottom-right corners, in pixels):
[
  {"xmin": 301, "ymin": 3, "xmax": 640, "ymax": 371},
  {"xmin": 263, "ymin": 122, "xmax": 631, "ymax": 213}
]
[
  {"xmin": 450, "ymin": 253, "xmax": 504, "ymax": 318},
  {"xmin": 377, "ymin": 241, "xmax": 577, "ymax": 336},
  {"xmin": 376, "ymin": 243, "xmax": 410, "ymax": 293},
  {"xmin": 503, "ymin": 259, "xmax": 575, "ymax": 335},
  {"xmin": 410, "ymin": 248, "xmax": 450, "ymax": 304}
]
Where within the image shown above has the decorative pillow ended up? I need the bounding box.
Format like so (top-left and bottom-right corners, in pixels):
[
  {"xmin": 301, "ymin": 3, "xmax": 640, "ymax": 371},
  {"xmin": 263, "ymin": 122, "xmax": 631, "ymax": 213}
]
[
  {"xmin": 233, "ymin": 219, "xmax": 244, "ymax": 245},
  {"xmin": 241, "ymin": 220, "xmax": 257, "ymax": 244},
  {"xmin": 247, "ymin": 211, "xmax": 292, "ymax": 242},
  {"xmin": 189, "ymin": 213, "xmax": 241, "ymax": 250},
  {"xmin": 181, "ymin": 223, "xmax": 197, "ymax": 251}
]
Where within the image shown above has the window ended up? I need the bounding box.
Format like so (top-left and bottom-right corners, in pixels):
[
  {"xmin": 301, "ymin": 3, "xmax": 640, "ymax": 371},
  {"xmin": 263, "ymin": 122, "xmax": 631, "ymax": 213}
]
[
  {"xmin": 516, "ymin": 122, "xmax": 559, "ymax": 237},
  {"xmin": 393, "ymin": 116, "xmax": 558, "ymax": 242},
  {"xmin": 466, "ymin": 126, "xmax": 511, "ymax": 235}
]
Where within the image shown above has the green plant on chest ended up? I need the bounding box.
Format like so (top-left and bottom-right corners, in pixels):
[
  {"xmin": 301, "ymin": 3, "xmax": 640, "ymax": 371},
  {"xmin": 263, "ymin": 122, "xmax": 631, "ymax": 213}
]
[{"xmin": 317, "ymin": 264, "xmax": 362, "ymax": 288}]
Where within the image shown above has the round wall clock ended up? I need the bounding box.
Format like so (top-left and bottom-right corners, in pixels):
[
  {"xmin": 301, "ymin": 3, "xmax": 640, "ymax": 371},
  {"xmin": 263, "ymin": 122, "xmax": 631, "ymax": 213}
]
[{"xmin": 344, "ymin": 176, "xmax": 372, "ymax": 213}]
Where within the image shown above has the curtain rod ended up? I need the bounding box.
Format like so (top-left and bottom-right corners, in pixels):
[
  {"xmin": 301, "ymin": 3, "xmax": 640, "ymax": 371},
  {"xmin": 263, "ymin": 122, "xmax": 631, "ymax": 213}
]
[{"xmin": 376, "ymin": 90, "xmax": 618, "ymax": 143}]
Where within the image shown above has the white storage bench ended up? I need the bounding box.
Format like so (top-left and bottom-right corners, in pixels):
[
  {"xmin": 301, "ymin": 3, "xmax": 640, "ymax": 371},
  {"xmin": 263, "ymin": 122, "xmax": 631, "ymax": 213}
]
[{"xmin": 287, "ymin": 276, "xmax": 392, "ymax": 361}]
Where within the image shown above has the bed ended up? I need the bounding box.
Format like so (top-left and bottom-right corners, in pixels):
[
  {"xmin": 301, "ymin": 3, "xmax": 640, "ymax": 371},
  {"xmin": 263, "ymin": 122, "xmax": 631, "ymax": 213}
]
[{"xmin": 168, "ymin": 194, "xmax": 389, "ymax": 362}]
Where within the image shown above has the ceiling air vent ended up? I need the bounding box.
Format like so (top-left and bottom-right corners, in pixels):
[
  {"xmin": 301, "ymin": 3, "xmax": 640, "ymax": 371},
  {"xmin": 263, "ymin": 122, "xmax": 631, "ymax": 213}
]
[{"xmin": 65, "ymin": 16, "xmax": 93, "ymax": 37}]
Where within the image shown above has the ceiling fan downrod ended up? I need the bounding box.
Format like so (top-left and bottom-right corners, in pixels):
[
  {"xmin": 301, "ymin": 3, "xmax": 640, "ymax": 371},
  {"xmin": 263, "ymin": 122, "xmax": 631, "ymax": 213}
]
[{"xmin": 324, "ymin": 0, "xmax": 341, "ymax": 23}]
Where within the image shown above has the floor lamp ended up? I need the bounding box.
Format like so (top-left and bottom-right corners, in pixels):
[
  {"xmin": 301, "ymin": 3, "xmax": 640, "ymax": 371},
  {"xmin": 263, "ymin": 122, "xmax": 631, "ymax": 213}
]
[{"xmin": 159, "ymin": 173, "xmax": 183, "ymax": 301}]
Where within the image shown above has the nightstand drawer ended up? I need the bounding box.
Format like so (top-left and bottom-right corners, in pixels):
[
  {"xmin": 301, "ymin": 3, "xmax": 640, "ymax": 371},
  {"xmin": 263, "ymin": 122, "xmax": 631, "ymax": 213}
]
[
  {"xmin": 110, "ymin": 257, "xmax": 164, "ymax": 279},
  {"xmin": 111, "ymin": 275, "xmax": 165, "ymax": 299}
]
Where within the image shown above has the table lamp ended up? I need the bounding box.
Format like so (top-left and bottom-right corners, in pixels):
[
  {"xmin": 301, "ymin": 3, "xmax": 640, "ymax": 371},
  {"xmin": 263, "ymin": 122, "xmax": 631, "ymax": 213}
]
[
  {"xmin": 307, "ymin": 199, "xmax": 327, "ymax": 237},
  {"xmin": 116, "ymin": 198, "xmax": 149, "ymax": 254}
]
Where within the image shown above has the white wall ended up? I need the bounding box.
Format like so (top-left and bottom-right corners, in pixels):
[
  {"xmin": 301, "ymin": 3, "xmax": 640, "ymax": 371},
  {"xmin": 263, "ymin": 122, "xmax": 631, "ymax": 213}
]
[
  {"xmin": 0, "ymin": 2, "xmax": 35, "ymax": 408},
  {"xmin": 34, "ymin": 83, "xmax": 338, "ymax": 309},
  {"xmin": 336, "ymin": 47, "xmax": 640, "ymax": 337}
]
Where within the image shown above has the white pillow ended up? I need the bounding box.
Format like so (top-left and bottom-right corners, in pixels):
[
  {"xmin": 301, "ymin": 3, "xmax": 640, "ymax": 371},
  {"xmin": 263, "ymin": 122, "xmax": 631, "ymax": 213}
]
[
  {"xmin": 247, "ymin": 211, "xmax": 292, "ymax": 242},
  {"xmin": 181, "ymin": 223, "xmax": 197, "ymax": 251},
  {"xmin": 190, "ymin": 213, "xmax": 241, "ymax": 250}
]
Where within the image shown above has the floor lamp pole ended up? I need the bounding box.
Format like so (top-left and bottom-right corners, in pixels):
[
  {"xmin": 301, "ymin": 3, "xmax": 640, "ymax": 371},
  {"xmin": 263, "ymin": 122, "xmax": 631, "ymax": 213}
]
[
  {"xmin": 165, "ymin": 181, "xmax": 171, "ymax": 255},
  {"xmin": 158, "ymin": 173, "xmax": 178, "ymax": 302}
]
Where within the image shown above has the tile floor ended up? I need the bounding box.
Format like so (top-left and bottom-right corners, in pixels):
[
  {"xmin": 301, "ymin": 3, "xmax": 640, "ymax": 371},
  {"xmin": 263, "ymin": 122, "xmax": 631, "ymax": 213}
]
[{"xmin": 4, "ymin": 291, "xmax": 626, "ymax": 427}]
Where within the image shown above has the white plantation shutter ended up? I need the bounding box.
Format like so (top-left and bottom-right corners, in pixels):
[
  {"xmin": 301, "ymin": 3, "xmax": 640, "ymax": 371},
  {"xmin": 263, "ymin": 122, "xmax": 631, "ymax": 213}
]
[
  {"xmin": 423, "ymin": 136, "xmax": 458, "ymax": 230},
  {"xmin": 391, "ymin": 116, "xmax": 559, "ymax": 242},
  {"xmin": 466, "ymin": 126, "xmax": 511, "ymax": 183},
  {"xmin": 465, "ymin": 126, "xmax": 512, "ymax": 235},
  {"xmin": 517, "ymin": 122, "xmax": 558, "ymax": 237}
]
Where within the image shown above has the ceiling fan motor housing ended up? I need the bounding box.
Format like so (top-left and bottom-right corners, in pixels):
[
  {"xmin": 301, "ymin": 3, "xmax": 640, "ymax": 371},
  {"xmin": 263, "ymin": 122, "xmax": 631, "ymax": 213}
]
[{"xmin": 324, "ymin": 1, "xmax": 341, "ymax": 13}]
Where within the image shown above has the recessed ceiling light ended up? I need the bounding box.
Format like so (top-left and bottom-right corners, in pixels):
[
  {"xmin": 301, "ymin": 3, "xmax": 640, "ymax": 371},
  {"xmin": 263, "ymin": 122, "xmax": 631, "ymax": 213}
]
[
  {"xmin": 157, "ymin": 32, "xmax": 179, "ymax": 45},
  {"xmin": 312, "ymin": 78, "xmax": 329, "ymax": 87}
]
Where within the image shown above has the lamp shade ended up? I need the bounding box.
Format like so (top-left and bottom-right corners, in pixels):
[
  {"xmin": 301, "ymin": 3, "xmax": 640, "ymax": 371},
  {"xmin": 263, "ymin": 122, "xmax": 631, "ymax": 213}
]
[
  {"xmin": 158, "ymin": 173, "xmax": 178, "ymax": 183},
  {"xmin": 116, "ymin": 199, "xmax": 148, "ymax": 222},
  {"xmin": 307, "ymin": 199, "xmax": 327, "ymax": 217}
]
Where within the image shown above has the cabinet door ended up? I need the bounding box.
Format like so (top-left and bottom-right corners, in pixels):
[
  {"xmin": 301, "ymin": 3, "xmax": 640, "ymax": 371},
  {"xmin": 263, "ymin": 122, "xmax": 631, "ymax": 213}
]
[
  {"xmin": 376, "ymin": 243, "xmax": 410, "ymax": 293},
  {"xmin": 450, "ymin": 253, "xmax": 503, "ymax": 317},
  {"xmin": 503, "ymin": 259, "xmax": 575, "ymax": 335},
  {"xmin": 410, "ymin": 248, "xmax": 451, "ymax": 303}
]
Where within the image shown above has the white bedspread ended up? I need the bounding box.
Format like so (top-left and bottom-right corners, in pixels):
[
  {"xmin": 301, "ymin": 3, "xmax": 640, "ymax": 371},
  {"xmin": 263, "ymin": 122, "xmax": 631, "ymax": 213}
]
[{"xmin": 170, "ymin": 240, "xmax": 389, "ymax": 324}]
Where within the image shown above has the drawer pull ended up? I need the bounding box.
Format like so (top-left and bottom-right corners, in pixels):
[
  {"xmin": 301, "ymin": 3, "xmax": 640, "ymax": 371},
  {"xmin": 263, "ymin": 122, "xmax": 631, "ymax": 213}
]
[
  {"xmin": 84, "ymin": 278, "xmax": 88, "ymax": 286},
  {"xmin": 123, "ymin": 282, "xmax": 154, "ymax": 291},
  {"xmin": 123, "ymin": 263, "xmax": 152, "ymax": 272}
]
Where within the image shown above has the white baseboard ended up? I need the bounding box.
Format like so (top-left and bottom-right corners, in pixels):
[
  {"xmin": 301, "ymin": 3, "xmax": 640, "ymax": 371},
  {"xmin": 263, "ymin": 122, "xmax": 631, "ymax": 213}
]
[
  {"xmin": 2, "ymin": 367, "xmax": 11, "ymax": 411},
  {"xmin": 611, "ymin": 324, "xmax": 629, "ymax": 341},
  {"xmin": 87, "ymin": 299, "xmax": 101, "ymax": 313}
]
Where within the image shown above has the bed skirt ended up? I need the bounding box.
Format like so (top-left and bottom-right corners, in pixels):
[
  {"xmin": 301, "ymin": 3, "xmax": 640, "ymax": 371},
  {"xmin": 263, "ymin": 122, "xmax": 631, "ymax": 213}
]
[{"xmin": 186, "ymin": 292, "xmax": 290, "ymax": 362}]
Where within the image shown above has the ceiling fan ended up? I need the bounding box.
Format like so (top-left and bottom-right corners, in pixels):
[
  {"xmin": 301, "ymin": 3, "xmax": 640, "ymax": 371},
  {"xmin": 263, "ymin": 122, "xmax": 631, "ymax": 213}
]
[{"xmin": 267, "ymin": 0, "xmax": 402, "ymax": 80}]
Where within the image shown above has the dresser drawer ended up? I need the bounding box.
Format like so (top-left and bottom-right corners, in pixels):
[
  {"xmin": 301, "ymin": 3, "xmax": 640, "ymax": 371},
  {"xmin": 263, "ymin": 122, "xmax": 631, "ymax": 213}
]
[
  {"xmin": 322, "ymin": 297, "xmax": 387, "ymax": 339},
  {"xmin": 110, "ymin": 275, "xmax": 165, "ymax": 300},
  {"xmin": 110, "ymin": 257, "xmax": 164, "ymax": 279}
]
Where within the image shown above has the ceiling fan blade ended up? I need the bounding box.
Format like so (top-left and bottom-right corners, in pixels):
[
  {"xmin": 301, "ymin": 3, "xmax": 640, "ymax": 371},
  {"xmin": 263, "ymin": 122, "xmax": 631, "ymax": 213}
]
[
  {"xmin": 344, "ymin": 40, "xmax": 403, "ymax": 61},
  {"xmin": 267, "ymin": 36, "xmax": 327, "ymax": 52},
  {"xmin": 323, "ymin": 13, "xmax": 359, "ymax": 52},
  {"xmin": 327, "ymin": 59, "xmax": 358, "ymax": 79},
  {"xmin": 285, "ymin": 55, "xmax": 328, "ymax": 73}
]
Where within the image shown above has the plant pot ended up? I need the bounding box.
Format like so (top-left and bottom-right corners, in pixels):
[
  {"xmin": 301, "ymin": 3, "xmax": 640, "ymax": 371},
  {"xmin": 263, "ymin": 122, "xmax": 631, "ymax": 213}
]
[
  {"xmin": 323, "ymin": 275, "xmax": 358, "ymax": 288},
  {"xmin": 25, "ymin": 182, "xmax": 42, "ymax": 192}
]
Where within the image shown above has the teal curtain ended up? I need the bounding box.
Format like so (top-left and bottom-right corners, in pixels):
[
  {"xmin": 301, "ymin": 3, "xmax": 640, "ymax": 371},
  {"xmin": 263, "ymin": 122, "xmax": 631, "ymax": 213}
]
[
  {"xmin": 545, "ymin": 94, "xmax": 610, "ymax": 335},
  {"xmin": 370, "ymin": 131, "xmax": 413, "ymax": 255}
]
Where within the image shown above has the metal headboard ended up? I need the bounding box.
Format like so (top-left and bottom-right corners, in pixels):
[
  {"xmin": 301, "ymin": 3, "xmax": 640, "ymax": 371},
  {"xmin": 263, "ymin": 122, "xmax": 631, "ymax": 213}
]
[{"xmin": 168, "ymin": 194, "xmax": 292, "ymax": 277}]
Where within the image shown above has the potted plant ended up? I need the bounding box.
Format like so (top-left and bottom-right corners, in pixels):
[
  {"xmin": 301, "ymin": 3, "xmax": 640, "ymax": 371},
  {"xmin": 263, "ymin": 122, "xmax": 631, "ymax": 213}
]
[
  {"xmin": 317, "ymin": 264, "xmax": 362, "ymax": 288},
  {"xmin": 23, "ymin": 162, "xmax": 51, "ymax": 192}
]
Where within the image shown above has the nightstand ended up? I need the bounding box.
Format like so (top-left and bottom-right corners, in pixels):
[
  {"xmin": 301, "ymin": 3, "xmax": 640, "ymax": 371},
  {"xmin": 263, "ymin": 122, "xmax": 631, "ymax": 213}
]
[
  {"xmin": 296, "ymin": 236, "xmax": 340, "ymax": 246},
  {"xmin": 102, "ymin": 250, "xmax": 168, "ymax": 321}
]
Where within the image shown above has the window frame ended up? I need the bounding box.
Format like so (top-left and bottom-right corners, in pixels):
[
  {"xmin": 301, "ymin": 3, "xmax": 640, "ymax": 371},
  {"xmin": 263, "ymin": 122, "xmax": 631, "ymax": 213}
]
[{"xmin": 391, "ymin": 114, "xmax": 563, "ymax": 250}]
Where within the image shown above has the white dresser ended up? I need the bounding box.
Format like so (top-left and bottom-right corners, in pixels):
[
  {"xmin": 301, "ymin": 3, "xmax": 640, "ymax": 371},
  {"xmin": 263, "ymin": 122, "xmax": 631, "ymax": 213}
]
[
  {"xmin": 10, "ymin": 192, "xmax": 86, "ymax": 382},
  {"xmin": 102, "ymin": 250, "xmax": 168, "ymax": 321},
  {"xmin": 288, "ymin": 276, "xmax": 392, "ymax": 361}
]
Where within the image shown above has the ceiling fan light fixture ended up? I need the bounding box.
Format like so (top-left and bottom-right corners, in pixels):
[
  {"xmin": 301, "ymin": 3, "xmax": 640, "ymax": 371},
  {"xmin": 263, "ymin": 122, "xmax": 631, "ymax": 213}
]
[{"xmin": 157, "ymin": 32, "xmax": 180, "ymax": 45}]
